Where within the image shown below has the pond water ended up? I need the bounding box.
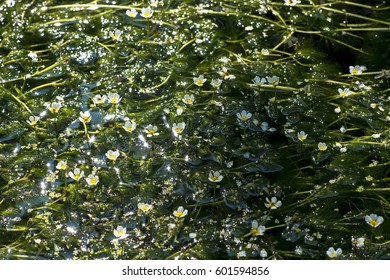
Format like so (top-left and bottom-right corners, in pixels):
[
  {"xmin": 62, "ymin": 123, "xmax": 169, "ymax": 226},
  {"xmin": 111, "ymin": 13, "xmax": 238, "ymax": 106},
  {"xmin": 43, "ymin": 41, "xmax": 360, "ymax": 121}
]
[{"xmin": 0, "ymin": 0, "xmax": 389, "ymax": 259}]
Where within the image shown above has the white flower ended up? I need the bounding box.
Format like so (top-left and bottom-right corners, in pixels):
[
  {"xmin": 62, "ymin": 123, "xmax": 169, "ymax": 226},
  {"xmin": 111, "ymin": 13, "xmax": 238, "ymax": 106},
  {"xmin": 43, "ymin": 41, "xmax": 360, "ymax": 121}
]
[
  {"xmin": 79, "ymin": 111, "xmax": 91, "ymax": 123},
  {"xmin": 260, "ymin": 249, "xmax": 268, "ymax": 258},
  {"xmin": 182, "ymin": 94, "xmax": 195, "ymax": 105},
  {"xmin": 56, "ymin": 160, "xmax": 67, "ymax": 170},
  {"xmin": 349, "ymin": 65, "xmax": 366, "ymax": 75},
  {"xmin": 338, "ymin": 88, "xmax": 352, "ymax": 98},
  {"xmin": 138, "ymin": 202, "xmax": 153, "ymax": 213},
  {"xmin": 267, "ymin": 76, "xmax": 279, "ymax": 86},
  {"xmin": 111, "ymin": 29, "xmax": 122, "ymax": 41},
  {"xmin": 48, "ymin": 102, "xmax": 62, "ymax": 113},
  {"xmin": 86, "ymin": 174, "xmax": 99, "ymax": 186},
  {"xmin": 261, "ymin": 49, "xmax": 270, "ymax": 55},
  {"xmin": 352, "ymin": 237, "xmax": 365, "ymax": 248},
  {"xmin": 193, "ymin": 75, "xmax": 207, "ymax": 86},
  {"xmin": 123, "ymin": 121, "xmax": 137, "ymax": 133},
  {"xmin": 176, "ymin": 107, "xmax": 183, "ymax": 115},
  {"xmin": 318, "ymin": 142, "xmax": 327, "ymax": 151},
  {"xmin": 140, "ymin": 6, "xmax": 153, "ymax": 18},
  {"xmin": 149, "ymin": 0, "xmax": 159, "ymax": 7},
  {"xmin": 252, "ymin": 76, "xmax": 266, "ymax": 86},
  {"xmin": 326, "ymin": 247, "xmax": 342, "ymax": 258},
  {"xmin": 172, "ymin": 122, "xmax": 186, "ymax": 136},
  {"xmin": 27, "ymin": 116, "xmax": 40, "ymax": 126},
  {"xmin": 236, "ymin": 110, "xmax": 252, "ymax": 121},
  {"xmin": 173, "ymin": 206, "xmax": 188, "ymax": 218},
  {"xmin": 68, "ymin": 168, "xmax": 85, "ymax": 181},
  {"xmin": 297, "ymin": 131, "xmax": 308, "ymax": 141},
  {"xmin": 210, "ymin": 78, "xmax": 223, "ymax": 88},
  {"xmin": 365, "ymin": 214, "xmax": 384, "ymax": 228},
  {"xmin": 218, "ymin": 56, "xmax": 231, "ymax": 63},
  {"xmin": 372, "ymin": 133, "xmax": 381, "ymax": 139},
  {"xmin": 295, "ymin": 246, "xmax": 303, "ymax": 255},
  {"xmin": 261, "ymin": 122, "xmax": 269, "ymax": 132},
  {"xmin": 145, "ymin": 124, "xmax": 159, "ymax": 137},
  {"xmin": 284, "ymin": 0, "xmax": 301, "ymax": 6},
  {"xmin": 334, "ymin": 107, "xmax": 341, "ymax": 113},
  {"xmin": 237, "ymin": 250, "xmax": 247, "ymax": 258},
  {"xmin": 208, "ymin": 171, "xmax": 223, "ymax": 182},
  {"xmin": 370, "ymin": 103, "xmax": 384, "ymax": 111},
  {"xmin": 340, "ymin": 126, "xmax": 347, "ymax": 133},
  {"xmin": 340, "ymin": 147, "xmax": 347, "ymax": 153},
  {"xmin": 113, "ymin": 226, "xmax": 129, "ymax": 239},
  {"xmin": 245, "ymin": 26, "xmax": 253, "ymax": 31},
  {"xmin": 27, "ymin": 51, "xmax": 38, "ymax": 61},
  {"xmin": 107, "ymin": 92, "xmax": 122, "ymax": 104},
  {"xmin": 265, "ymin": 197, "xmax": 282, "ymax": 209},
  {"xmin": 126, "ymin": 8, "xmax": 138, "ymax": 18},
  {"xmin": 92, "ymin": 94, "xmax": 107, "ymax": 105},
  {"xmin": 251, "ymin": 220, "xmax": 266, "ymax": 236},
  {"xmin": 106, "ymin": 150, "xmax": 120, "ymax": 161},
  {"xmin": 218, "ymin": 67, "xmax": 236, "ymax": 80}
]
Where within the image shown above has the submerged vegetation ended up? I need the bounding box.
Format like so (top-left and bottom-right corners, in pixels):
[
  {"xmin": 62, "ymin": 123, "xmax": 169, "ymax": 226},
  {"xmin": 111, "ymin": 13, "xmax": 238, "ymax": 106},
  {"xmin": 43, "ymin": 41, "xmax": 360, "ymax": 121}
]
[{"xmin": 0, "ymin": 0, "xmax": 389, "ymax": 259}]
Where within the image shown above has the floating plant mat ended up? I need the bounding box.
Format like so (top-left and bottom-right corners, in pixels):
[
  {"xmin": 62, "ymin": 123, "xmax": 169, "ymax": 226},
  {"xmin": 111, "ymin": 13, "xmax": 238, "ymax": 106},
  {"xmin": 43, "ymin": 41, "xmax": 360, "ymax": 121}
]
[{"xmin": 0, "ymin": 0, "xmax": 389, "ymax": 260}]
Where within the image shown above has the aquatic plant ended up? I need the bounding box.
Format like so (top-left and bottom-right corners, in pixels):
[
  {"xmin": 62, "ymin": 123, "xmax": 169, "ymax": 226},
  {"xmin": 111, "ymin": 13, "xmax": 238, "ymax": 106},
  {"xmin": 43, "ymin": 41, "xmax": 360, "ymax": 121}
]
[{"xmin": 0, "ymin": 0, "xmax": 389, "ymax": 259}]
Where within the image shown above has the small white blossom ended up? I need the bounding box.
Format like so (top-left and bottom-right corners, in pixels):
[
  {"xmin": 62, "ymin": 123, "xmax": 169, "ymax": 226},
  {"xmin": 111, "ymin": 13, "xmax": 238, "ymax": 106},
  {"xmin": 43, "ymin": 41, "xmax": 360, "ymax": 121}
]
[
  {"xmin": 27, "ymin": 116, "xmax": 40, "ymax": 126},
  {"xmin": 68, "ymin": 168, "xmax": 85, "ymax": 181},
  {"xmin": 352, "ymin": 237, "xmax": 365, "ymax": 248},
  {"xmin": 48, "ymin": 102, "xmax": 62, "ymax": 113},
  {"xmin": 113, "ymin": 226, "xmax": 129, "ymax": 239},
  {"xmin": 261, "ymin": 49, "xmax": 270, "ymax": 55},
  {"xmin": 267, "ymin": 76, "xmax": 279, "ymax": 86},
  {"xmin": 218, "ymin": 67, "xmax": 236, "ymax": 80},
  {"xmin": 284, "ymin": 0, "xmax": 301, "ymax": 6},
  {"xmin": 92, "ymin": 94, "xmax": 107, "ymax": 105},
  {"xmin": 252, "ymin": 76, "xmax": 267, "ymax": 86},
  {"xmin": 218, "ymin": 56, "xmax": 230, "ymax": 63},
  {"xmin": 172, "ymin": 122, "xmax": 186, "ymax": 136},
  {"xmin": 173, "ymin": 206, "xmax": 188, "ymax": 218},
  {"xmin": 107, "ymin": 92, "xmax": 122, "ymax": 104},
  {"xmin": 297, "ymin": 131, "xmax": 308, "ymax": 141},
  {"xmin": 182, "ymin": 94, "xmax": 195, "ymax": 105},
  {"xmin": 79, "ymin": 111, "xmax": 91, "ymax": 123},
  {"xmin": 326, "ymin": 247, "xmax": 342, "ymax": 258},
  {"xmin": 56, "ymin": 160, "xmax": 67, "ymax": 170},
  {"xmin": 349, "ymin": 65, "xmax": 366, "ymax": 75},
  {"xmin": 140, "ymin": 6, "xmax": 153, "ymax": 18},
  {"xmin": 318, "ymin": 142, "xmax": 328, "ymax": 151},
  {"xmin": 193, "ymin": 75, "xmax": 207, "ymax": 86},
  {"xmin": 145, "ymin": 124, "xmax": 159, "ymax": 137},
  {"xmin": 365, "ymin": 214, "xmax": 384, "ymax": 228},
  {"xmin": 208, "ymin": 171, "xmax": 223, "ymax": 182},
  {"xmin": 106, "ymin": 150, "xmax": 120, "ymax": 161},
  {"xmin": 86, "ymin": 174, "xmax": 99, "ymax": 186},
  {"xmin": 138, "ymin": 202, "xmax": 153, "ymax": 213},
  {"xmin": 251, "ymin": 220, "xmax": 266, "ymax": 236},
  {"xmin": 265, "ymin": 197, "xmax": 282, "ymax": 209},
  {"xmin": 123, "ymin": 121, "xmax": 137, "ymax": 133},
  {"xmin": 126, "ymin": 8, "xmax": 138, "ymax": 18},
  {"xmin": 236, "ymin": 110, "xmax": 252, "ymax": 121},
  {"xmin": 338, "ymin": 88, "xmax": 352, "ymax": 98},
  {"xmin": 237, "ymin": 250, "xmax": 247, "ymax": 258},
  {"xmin": 210, "ymin": 78, "xmax": 223, "ymax": 88}
]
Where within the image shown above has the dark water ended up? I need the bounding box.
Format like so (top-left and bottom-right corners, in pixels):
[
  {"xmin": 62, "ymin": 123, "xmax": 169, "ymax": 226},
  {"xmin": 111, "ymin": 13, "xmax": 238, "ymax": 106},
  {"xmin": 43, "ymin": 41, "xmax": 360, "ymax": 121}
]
[{"xmin": 0, "ymin": 0, "xmax": 389, "ymax": 259}]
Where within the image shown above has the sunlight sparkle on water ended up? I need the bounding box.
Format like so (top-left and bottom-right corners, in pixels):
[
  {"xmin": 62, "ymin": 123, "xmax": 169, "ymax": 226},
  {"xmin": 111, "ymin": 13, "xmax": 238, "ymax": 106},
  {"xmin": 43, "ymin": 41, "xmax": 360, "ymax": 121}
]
[{"xmin": 138, "ymin": 134, "xmax": 150, "ymax": 148}]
